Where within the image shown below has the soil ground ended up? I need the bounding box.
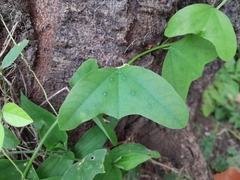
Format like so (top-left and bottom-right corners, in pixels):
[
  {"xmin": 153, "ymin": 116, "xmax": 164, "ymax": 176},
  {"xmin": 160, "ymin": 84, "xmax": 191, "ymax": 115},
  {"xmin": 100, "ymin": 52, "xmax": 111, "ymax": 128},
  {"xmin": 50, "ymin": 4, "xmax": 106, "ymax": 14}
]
[{"xmin": 138, "ymin": 109, "xmax": 240, "ymax": 180}]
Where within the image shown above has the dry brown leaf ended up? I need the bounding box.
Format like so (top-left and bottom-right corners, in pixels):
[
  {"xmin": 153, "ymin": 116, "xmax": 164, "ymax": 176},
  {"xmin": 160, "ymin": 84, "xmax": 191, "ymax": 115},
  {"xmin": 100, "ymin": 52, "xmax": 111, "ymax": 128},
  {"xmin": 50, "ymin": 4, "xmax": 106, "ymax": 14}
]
[{"xmin": 213, "ymin": 167, "xmax": 240, "ymax": 180}]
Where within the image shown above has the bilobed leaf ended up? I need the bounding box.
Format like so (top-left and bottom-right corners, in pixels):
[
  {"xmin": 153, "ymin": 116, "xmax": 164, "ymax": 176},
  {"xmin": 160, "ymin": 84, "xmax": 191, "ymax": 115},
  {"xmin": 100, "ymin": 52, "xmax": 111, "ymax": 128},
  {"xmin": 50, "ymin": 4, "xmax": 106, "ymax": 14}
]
[
  {"xmin": 93, "ymin": 115, "xmax": 118, "ymax": 146},
  {"xmin": 2, "ymin": 126, "xmax": 20, "ymax": 149},
  {"xmin": 70, "ymin": 59, "xmax": 99, "ymax": 87},
  {"xmin": 58, "ymin": 65, "xmax": 189, "ymax": 130},
  {"xmin": 162, "ymin": 35, "xmax": 218, "ymax": 100},
  {"xmin": 0, "ymin": 124, "xmax": 4, "ymax": 150},
  {"xmin": 20, "ymin": 93, "xmax": 68, "ymax": 150},
  {"xmin": 0, "ymin": 160, "xmax": 39, "ymax": 180},
  {"xmin": 1, "ymin": 39, "xmax": 28, "ymax": 69},
  {"xmin": 164, "ymin": 4, "xmax": 236, "ymax": 61},
  {"xmin": 2, "ymin": 102, "xmax": 33, "ymax": 127},
  {"xmin": 74, "ymin": 117, "xmax": 118, "ymax": 158},
  {"xmin": 36, "ymin": 151, "xmax": 74, "ymax": 178},
  {"xmin": 110, "ymin": 143, "xmax": 160, "ymax": 171},
  {"xmin": 61, "ymin": 149, "xmax": 107, "ymax": 180}
]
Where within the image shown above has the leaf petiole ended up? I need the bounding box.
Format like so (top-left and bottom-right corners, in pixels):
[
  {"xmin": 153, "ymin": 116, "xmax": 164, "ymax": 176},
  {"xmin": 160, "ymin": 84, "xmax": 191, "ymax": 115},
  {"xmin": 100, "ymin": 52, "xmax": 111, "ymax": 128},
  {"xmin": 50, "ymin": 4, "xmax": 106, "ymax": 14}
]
[{"xmin": 127, "ymin": 43, "xmax": 172, "ymax": 65}]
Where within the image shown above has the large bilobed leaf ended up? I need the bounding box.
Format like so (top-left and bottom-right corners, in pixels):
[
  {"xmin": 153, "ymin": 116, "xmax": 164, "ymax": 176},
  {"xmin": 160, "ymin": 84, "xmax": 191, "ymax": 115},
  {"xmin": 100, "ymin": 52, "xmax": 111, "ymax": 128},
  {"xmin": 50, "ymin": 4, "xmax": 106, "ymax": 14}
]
[
  {"xmin": 110, "ymin": 143, "xmax": 160, "ymax": 171},
  {"xmin": 58, "ymin": 65, "xmax": 189, "ymax": 130},
  {"xmin": 2, "ymin": 102, "xmax": 33, "ymax": 127},
  {"xmin": 0, "ymin": 160, "xmax": 39, "ymax": 180},
  {"xmin": 20, "ymin": 93, "xmax": 68, "ymax": 150},
  {"xmin": 70, "ymin": 59, "xmax": 98, "ymax": 87},
  {"xmin": 2, "ymin": 126, "xmax": 20, "ymax": 149},
  {"xmin": 61, "ymin": 149, "xmax": 107, "ymax": 180},
  {"xmin": 0, "ymin": 124, "xmax": 4, "ymax": 150},
  {"xmin": 74, "ymin": 117, "xmax": 118, "ymax": 158},
  {"xmin": 164, "ymin": 4, "xmax": 236, "ymax": 61},
  {"xmin": 162, "ymin": 35, "xmax": 218, "ymax": 101},
  {"xmin": 1, "ymin": 39, "xmax": 29, "ymax": 69},
  {"xmin": 36, "ymin": 151, "xmax": 74, "ymax": 178}
]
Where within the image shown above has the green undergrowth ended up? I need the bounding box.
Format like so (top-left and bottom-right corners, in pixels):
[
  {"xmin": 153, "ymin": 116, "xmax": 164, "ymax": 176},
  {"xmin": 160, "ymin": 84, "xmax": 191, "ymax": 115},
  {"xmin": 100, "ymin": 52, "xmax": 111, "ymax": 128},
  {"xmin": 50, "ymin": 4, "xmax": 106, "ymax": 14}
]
[{"xmin": 201, "ymin": 47, "xmax": 240, "ymax": 173}]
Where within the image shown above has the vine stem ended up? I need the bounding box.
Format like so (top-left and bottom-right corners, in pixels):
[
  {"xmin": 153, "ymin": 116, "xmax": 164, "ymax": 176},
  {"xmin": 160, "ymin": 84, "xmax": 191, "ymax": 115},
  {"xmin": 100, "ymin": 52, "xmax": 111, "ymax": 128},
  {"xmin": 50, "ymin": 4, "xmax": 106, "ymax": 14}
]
[
  {"xmin": 0, "ymin": 14, "xmax": 57, "ymax": 116},
  {"xmin": 127, "ymin": 43, "xmax": 172, "ymax": 65},
  {"xmin": 0, "ymin": 69, "xmax": 7, "ymax": 104},
  {"xmin": 150, "ymin": 159, "xmax": 192, "ymax": 180},
  {"xmin": 2, "ymin": 149, "xmax": 25, "ymax": 180},
  {"xmin": 217, "ymin": 0, "xmax": 227, "ymax": 9},
  {"xmin": 23, "ymin": 120, "xmax": 58, "ymax": 177}
]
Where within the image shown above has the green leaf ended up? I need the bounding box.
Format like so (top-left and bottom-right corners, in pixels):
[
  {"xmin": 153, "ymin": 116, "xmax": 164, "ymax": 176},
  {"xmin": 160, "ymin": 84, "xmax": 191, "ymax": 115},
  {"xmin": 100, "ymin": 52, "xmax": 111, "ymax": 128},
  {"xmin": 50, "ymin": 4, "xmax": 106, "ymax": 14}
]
[
  {"xmin": 1, "ymin": 39, "xmax": 29, "ymax": 69},
  {"xmin": 227, "ymin": 148, "xmax": 240, "ymax": 170},
  {"xmin": 59, "ymin": 65, "xmax": 189, "ymax": 130},
  {"xmin": 211, "ymin": 156, "xmax": 229, "ymax": 173},
  {"xmin": 164, "ymin": 4, "xmax": 236, "ymax": 61},
  {"xmin": 2, "ymin": 126, "xmax": 20, "ymax": 149},
  {"xmin": 162, "ymin": 35, "xmax": 218, "ymax": 100},
  {"xmin": 110, "ymin": 143, "xmax": 160, "ymax": 170},
  {"xmin": 200, "ymin": 134, "xmax": 216, "ymax": 161},
  {"xmin": 20, "ymin": 93, "xmax": 68, "ymax": 150},
  {"xmin": 93, "ymin": 154, "xmax": 122, "ymax": 180},
  {"xmin": 0, "ymin": 124, "xmax": 4, "ymax": 150},
  {"xmin": 0, "ymin": 160, "xmax": 39, "ymax": 180},
  {"xmin": 36, "ymin": 151, "xmax": 74, "ymax": 178},
  {"xmin": 74, "ymin": 117, "xmax": 118, "ymax": 158},
  {"xmin": 93, "ymin": 115, "xmax": 118, "ymax": 146},
  {"xmin": 115, "ymin": 153, "xmax": 151, "ymax": 170},
  {"xmin": 202, "ymin": 86, "xmax": 215, "ymax": 117},
  {"xmin": 61, "ymin": 149, "xmax": 107, "ymax": 180},
  {"xmin": 70, "ymin": 59, "xmax": 99, "ymax": 87},
  {"xmin": 2, "ymin": 102, "xmax": 33, "ymax": 127}
]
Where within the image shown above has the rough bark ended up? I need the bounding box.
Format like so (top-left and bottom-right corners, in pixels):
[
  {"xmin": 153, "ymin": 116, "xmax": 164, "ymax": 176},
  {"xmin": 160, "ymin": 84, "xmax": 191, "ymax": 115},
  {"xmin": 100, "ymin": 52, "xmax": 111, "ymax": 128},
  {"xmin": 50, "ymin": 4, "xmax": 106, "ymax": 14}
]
[{"xmin": 1, "ymin": 0, "xmax": 240, "ymax": 179}]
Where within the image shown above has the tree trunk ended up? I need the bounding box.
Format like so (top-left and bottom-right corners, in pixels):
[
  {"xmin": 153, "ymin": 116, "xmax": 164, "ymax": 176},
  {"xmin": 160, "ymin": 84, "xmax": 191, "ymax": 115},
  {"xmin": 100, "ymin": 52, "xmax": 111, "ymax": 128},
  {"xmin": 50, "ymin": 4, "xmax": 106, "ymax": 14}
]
[{"xmin": 1, "ymin": 0, "xmax": 240, "ymax": 179}]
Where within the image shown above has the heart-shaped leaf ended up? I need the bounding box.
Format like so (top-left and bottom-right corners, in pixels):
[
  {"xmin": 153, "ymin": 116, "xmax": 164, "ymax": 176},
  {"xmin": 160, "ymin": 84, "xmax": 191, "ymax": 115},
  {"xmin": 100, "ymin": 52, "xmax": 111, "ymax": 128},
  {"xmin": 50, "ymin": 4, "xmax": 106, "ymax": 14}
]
[
  {"xmin": 2, "ymin": 102, "xmax": 33, "ymax": 127},
  {"xmin": 58, "ymin": 65, "xmax": 189, "ymax": 130},
  {"xmin": 162, "ymin": 35, "xmax": 218, "ymax": 100},
  {"xmin": 164, "ymin": 4, "xmax": 236, "ymax": 61},
  {"xmin": 61, "ymin": 149, "xmax": 107, "ymax": 180},
  {"xmin": 1, "ymin": 39, "xmax": 28, "ymax": 69}
]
